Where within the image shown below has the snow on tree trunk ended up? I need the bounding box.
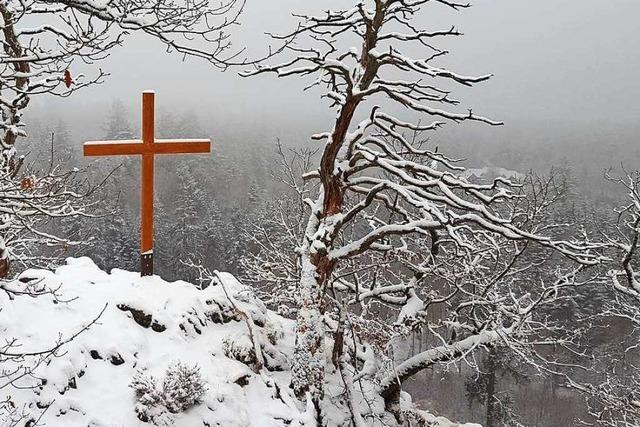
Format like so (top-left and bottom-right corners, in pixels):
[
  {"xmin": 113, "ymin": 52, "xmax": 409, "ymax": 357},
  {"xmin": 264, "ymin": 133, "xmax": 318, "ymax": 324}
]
[
  {"xmin": 291, "ymin": 198, "xmax": 338, "ymax": 401},
  {"xmin": 291, "ymin": 253, "xmax": 326, "ymax": 400},
  {"xmin": 0, "ymin": 235, "xmax": 9, "ymax": 277}
]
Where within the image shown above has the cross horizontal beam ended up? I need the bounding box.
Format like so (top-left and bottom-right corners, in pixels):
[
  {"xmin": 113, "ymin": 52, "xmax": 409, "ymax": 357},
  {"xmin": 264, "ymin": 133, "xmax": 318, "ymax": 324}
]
[{"xmin": 83, "ymin": 139, "xmax": 211, "ymax": 156}]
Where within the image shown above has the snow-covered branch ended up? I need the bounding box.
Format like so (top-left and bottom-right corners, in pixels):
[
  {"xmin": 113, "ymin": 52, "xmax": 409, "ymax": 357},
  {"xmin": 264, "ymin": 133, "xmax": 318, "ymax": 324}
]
[{"xmin": 245, "ymin": 1, "xmax": 602, "ymax": 419}]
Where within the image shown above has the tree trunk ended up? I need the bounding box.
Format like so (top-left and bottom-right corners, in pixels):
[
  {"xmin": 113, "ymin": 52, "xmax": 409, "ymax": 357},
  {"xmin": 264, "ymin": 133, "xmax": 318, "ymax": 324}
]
[
  {"xmin": 331, "ymin": 315, "xmax": 345, "ymax": 368},
  {"xmin": 0, "ymin": 238, "xmax": 9, "ymax": 279},
  {"xmin": 485, "ymin": 348, "xmax": 498, "ymax": 427},
  {"xmin": 288, "ymin": 4, "xmax": 384, "ymax": 405},
  {"xmin": 291, "ymin": 252, "xmax": 327, "ymax": 403}
]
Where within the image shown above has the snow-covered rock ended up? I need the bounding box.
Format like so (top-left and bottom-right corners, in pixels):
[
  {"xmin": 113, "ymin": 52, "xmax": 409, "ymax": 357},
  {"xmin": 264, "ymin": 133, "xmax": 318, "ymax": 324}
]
[{"xmin": 1, "ymin": 257, "xmax": 478, "ymax": 427}]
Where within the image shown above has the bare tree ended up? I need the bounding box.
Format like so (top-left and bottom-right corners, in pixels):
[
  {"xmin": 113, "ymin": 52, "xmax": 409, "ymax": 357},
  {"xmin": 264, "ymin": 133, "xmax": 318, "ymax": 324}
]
[
  {"xmin": 0, "ymin": 0, "xmax": 248, "ymax": 154},
  {"xmin": 0, "ymin": 273, "xmax": 106, "ymax": 427},
  {"xmin": 0, "ymin": 2, "xmax": 250, "ymax": 424},
  {"xmin": 0, "ymin": 0, "xmax": 249, "ymax": 275},
  {"xmin": 241, "ymin": 141, "xmax": 318, "ymax": 313},
  {"xmin": 244, "ymin": 0, "xmax": 600, "ymax": 420},
  {"xmin": 590, "ymin": 170, "xmax": 640, "ymax": 426}
]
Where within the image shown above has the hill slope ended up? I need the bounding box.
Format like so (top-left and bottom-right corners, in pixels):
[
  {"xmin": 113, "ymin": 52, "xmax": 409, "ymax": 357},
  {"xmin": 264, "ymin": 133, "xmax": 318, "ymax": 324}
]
[{"xmin": 1, "ymin": 258, "xmax": 478, "ymax": 427}]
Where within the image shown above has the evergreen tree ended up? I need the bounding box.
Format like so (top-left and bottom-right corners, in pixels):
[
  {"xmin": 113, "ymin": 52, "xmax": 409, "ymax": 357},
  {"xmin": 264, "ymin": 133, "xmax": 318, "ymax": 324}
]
[
  {"xmin": 465, "ymin": 347, "xmax": 529, "ymax": 427},
  {"xmin": 104, "ymin": 99, "xmax": 134, "ymax": 139}
]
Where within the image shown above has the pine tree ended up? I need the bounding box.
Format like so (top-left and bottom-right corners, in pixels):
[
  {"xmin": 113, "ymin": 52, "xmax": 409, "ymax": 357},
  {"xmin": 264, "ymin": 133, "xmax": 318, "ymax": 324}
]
[
  {"xmin": 465, "ymin": 347, "xmax": 529, "ymax": 427},
  {"xmin": 104, "ymin": 99, "xmax": 134, "ymax": 139}
]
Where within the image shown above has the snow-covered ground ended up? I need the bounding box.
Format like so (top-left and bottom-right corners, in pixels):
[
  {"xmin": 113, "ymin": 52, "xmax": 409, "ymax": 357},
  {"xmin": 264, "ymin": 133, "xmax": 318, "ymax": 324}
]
[{"xmin": 1, "ymin": 258, "xmax": 479, "ymax": 427}]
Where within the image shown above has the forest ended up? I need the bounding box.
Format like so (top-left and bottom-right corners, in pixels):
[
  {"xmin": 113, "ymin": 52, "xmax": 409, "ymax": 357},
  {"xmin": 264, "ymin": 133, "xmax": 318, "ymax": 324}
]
[{"xmin": 2, "ymin": 1, "xmax": 640, "ymax": 426}]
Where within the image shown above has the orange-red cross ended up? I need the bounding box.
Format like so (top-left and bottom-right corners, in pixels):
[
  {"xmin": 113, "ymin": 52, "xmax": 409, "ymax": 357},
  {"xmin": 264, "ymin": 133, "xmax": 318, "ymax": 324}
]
[{"xmin": 84, "ymin": 91, "xmax": 211, "ymax": 276}]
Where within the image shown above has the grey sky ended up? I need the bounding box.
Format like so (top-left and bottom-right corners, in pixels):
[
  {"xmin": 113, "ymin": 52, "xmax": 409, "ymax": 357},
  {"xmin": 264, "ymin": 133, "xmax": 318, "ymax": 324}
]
[{"xmin": 30, "ymin": 0, "xmax": 640, "ymax": 148}]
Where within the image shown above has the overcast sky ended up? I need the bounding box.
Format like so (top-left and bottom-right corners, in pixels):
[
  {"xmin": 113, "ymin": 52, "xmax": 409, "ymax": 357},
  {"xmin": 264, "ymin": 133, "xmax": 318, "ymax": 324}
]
[{"xmin": 30, "ymin": 0, "xmax": 640, "ymax": 149}]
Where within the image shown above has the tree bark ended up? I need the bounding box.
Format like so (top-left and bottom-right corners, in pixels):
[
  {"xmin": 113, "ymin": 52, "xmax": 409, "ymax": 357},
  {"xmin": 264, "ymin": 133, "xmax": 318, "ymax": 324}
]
[{"xmin": 290, "ymin": 0, "xmax": 385, "ymax": 407}]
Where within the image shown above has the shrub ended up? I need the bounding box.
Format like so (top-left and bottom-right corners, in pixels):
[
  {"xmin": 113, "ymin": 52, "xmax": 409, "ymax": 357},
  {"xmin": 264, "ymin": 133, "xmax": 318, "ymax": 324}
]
[
  {"xmin": 162, "ymin": 362, "xmax": 207, "ymax": 413},
  {"xmin": 130, "ymin": 362, "xmax": 207, "ymax": 425}
]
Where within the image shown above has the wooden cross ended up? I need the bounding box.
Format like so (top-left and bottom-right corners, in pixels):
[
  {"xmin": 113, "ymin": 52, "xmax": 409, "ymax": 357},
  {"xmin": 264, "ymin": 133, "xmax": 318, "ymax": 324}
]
[{"xmin": 84, "ymin": 91, "xmax": 211, "ymax": 276}]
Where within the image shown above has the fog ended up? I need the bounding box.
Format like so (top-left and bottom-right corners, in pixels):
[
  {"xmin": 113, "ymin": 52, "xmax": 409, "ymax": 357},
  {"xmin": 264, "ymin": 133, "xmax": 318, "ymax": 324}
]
[
  {"xmin": 28, "ymin": 0, "xmax": 640, "ymax": 153},
  {"xmin": 7, "ymin": 2, "xmax": 640, "ymax": 427}
]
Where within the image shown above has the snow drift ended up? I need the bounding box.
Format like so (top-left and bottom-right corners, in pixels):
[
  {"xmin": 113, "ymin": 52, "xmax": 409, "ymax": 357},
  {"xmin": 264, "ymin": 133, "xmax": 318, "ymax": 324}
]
[{"xmin": 1, "ymin": 258, "xmax": 478, "ymax": 427}]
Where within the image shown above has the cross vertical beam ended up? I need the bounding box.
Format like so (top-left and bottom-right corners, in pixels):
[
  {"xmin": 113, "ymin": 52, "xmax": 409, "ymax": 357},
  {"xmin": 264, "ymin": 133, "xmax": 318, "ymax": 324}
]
[{"xmin": 141, "ymin": 91, "xmax": 155, "ymax": 275}]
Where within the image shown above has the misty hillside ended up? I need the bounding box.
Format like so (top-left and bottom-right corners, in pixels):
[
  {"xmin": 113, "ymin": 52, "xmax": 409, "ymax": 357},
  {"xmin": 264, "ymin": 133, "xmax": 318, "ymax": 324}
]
[{"xmin": 2, "ymin": 1, "xmax": 640, "ymax": 427}]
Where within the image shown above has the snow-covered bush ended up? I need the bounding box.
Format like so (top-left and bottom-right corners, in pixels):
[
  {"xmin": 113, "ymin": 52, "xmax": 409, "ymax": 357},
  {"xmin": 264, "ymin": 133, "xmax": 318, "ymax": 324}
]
[
  {"xmin": 131, "ymin": 370, "xmax": 171, "ymax": 425},
  {"xmin": 223, "ymin": 334, "xmax": 257, "ymax": 366},
  {"xmin": 131, "ymin": 362, "xmax": 207, "ymax": 425},
  {"xmin": 162, "ymin": 362, "xmax": 208, "ymax": 413}
]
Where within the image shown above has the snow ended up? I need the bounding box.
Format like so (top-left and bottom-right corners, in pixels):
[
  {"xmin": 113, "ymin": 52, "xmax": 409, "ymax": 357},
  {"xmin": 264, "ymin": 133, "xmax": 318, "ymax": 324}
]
[
  {"xmin": 379, "ymin": 329, "xmax": 509, "ymax": 395},
  {"xmin": 1, "ymin": 258, "xmax": 478, "ymax": 427},
  {"xmin": 422, "ymin": 413, "xmax": 482, "ymax": 427},
  {"xmin": 2, "ymin": 257, "xmax": 297, "ymax": 427},
  {"xmin": 397, "ymin": 287, "xmax": 425, "ymax": 323}
]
